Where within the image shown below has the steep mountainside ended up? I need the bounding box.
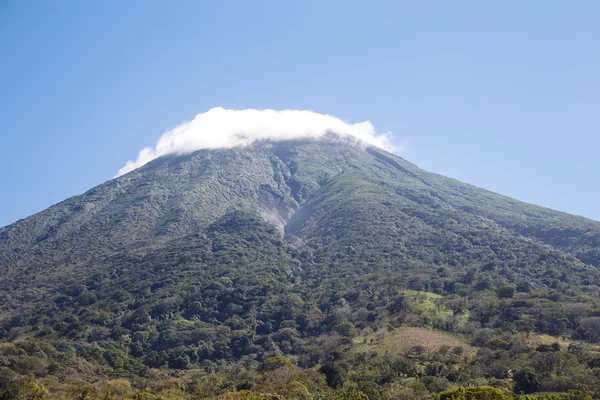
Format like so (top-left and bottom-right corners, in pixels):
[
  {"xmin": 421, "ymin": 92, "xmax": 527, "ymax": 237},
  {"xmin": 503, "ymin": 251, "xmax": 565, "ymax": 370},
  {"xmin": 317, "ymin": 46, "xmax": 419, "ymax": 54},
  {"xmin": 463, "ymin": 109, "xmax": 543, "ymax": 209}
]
[
  {"xmin": 2, "ymin": 138, "xmax": 600, "ymax": 399},
  {"xmin": 2, "ymin": 139, "xmax": 599, "ymax": 294}
]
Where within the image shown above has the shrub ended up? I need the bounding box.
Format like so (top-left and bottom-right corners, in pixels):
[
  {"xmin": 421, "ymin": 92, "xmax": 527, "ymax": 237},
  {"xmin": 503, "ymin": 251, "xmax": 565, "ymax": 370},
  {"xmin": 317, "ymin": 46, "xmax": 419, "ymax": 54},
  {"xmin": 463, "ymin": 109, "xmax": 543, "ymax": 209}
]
[
  {"xmin": 0, "ymin": 375, "xmax": 47, "ymax": 400},
  {"xmin": 218, "ymin": 391, "xmax": 285, "ymax": 400},
  {"xmin": 260, "ymin": 356, "xmax": 293, "ymax": 372},
  {"xmin": 436, "ymin": 386, "xmax": 511, "ymax": 400}
]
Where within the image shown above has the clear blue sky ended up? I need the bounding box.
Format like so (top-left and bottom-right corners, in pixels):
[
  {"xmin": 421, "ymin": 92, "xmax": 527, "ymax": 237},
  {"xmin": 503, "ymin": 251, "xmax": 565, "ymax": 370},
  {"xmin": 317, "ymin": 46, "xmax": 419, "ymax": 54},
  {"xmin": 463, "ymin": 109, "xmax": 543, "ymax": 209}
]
[{"xmin": 1, "ymin": 1, "xmax": 599, "ymax": 227}]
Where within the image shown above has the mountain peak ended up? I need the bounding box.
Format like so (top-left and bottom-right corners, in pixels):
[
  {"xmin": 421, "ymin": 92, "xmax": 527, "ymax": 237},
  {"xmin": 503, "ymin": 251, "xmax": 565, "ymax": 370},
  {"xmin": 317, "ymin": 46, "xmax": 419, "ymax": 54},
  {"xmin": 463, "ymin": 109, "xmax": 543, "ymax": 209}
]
[{"xmin": 117, "ymin": 108, "xmax": 396, "ymax": 176}]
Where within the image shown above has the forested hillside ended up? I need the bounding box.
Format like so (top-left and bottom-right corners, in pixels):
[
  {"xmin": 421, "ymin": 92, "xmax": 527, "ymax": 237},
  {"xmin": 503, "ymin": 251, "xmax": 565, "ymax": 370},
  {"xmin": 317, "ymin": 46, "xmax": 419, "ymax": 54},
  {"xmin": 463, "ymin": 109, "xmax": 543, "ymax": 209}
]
[{"xmin": 2, "ymin": 138, "xmax": 600, "ymax": 399}]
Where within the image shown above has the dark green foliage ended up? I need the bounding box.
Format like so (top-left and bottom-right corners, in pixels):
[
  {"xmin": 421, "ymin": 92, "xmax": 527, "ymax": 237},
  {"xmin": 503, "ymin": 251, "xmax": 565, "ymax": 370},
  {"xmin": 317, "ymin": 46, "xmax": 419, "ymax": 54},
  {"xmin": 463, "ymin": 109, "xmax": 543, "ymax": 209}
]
[
  {"xmin": 319, "ymin": 363, "xmax": 345, "ymax": 389},
  {"xmin": 337, "ymin": 391, "xmax": 368, "ymax": 400},
  {"xmin": 436, "ymin": 386, "xmax": 511, "ymax": 399},
  {"xmin": 220, "ymin": 391, "xmax": 285, "ymax": 400},
  {"xmin": 519, "ymin": 392, "xmax": 593, "ymax": 400},
  {"xmin": 0, "ymin": 375, "xmax": 47, "ymax": 400},
  {"xmin": 259, "ymin": 356, "xmax": 293, "ymax": 372},
  {"xmin": 0, "ymin": 370, "xmax": 17, "ymax": 392},
  {"xmin": 513, "ymin": 369, "xmax": 541, "ymax": 394}
]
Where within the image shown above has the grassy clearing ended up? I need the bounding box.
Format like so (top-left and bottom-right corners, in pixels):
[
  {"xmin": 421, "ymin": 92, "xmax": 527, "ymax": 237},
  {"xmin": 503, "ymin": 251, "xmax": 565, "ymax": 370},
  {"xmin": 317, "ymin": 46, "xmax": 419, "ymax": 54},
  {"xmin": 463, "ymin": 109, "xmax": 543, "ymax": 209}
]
[
  {"xmin": 524, "ymin": 333, "xmax": 571, "ymax": 348},
  {"xmin": 402, "ymin": 290, "xmax": 470, "ymax": 323},
  {"xmin": 402, "ymin": 290, "xmax": 453, "ymax": 321},
  {"xmin": 352, "ymin": 326, "xmax": 475, "ymax": 360},
  {"xmin": 384, "ymin": 327, "xmax": 474, "ymax": 355}
]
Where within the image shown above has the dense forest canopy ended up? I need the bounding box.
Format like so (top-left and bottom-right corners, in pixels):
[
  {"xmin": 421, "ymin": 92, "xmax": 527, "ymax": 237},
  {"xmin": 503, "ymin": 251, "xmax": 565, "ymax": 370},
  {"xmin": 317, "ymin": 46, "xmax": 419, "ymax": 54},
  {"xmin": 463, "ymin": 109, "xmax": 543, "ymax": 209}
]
[{"xmin": 2, "ymin": 138, "xmax": 600, "ymax": 399}]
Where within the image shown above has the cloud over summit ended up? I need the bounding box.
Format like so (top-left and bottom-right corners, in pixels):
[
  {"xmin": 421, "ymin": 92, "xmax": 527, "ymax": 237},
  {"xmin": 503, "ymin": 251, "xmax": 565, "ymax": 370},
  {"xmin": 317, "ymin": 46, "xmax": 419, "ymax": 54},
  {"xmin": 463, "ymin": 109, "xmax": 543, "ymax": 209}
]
[{"xmin": 117, "ymin": 107, "xmax": 395, "ymax": 176}]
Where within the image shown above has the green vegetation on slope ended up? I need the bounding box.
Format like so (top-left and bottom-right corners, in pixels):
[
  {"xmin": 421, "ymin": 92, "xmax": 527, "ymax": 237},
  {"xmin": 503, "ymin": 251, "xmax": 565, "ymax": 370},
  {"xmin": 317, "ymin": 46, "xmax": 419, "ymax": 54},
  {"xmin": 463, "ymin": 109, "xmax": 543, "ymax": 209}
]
[{"xmin": 2, "ymin": 139, "xmax": 600, "ymax": 398}]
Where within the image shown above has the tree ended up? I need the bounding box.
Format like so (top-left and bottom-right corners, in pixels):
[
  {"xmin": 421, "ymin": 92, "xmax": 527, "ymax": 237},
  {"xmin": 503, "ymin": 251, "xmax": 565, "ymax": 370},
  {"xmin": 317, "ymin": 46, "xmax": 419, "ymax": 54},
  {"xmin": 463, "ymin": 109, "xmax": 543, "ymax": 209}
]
[
  {"xmin": 513, "ymin": 368, "xmax": 541, "ymax": 394},
  {"xmin": 333, "ymin": 321, "xmax": 356, "ymax": 337},
  {"xmin": 260, "ymin": 356, "xmax": 293, "ymax": 372},
  {"xmin": 470, "ymin": 295, "xmax": 499, "ymax": 325},
  {"xmin": 0, "ymin": 375, "xmax": 47, "ymax": 400},
  {"xmin": 0, "ymin": 369, "xmax": 17, "ymax": 392},
  {"xmin": 562, "ymin": 303, "xmax": 592, "ymax": 329},
  {"xmin": 436, "ymin": 386, "xmax": 510, "ymax": 399},
  {"xmin": 387, "ymin": 294, "xmax": 406, "ymax": 315},
  {"xmin": 408, "ymin": 275, "xmax": 429, "ymax": 292},
  {"xmin": 319, "ymin": 363, "xmax": 345, "ymax": 389},
  {"xmin": 338, "ymin": 390, "xmax": 368, "ymax": 400},
  {"xmin": 497, "ymin": 285, "xmax": 516, "ymax": 299},
  {"xmin": 218, "ymin": 391, "xmax": 284, "ymax": 400},
  {"xmin": 444, "ymin": 295, "xmax": 467, "ymax": 317},
  {"xmin": 578, "ymin": 317, "xmax": 600, "ymax": 341}
]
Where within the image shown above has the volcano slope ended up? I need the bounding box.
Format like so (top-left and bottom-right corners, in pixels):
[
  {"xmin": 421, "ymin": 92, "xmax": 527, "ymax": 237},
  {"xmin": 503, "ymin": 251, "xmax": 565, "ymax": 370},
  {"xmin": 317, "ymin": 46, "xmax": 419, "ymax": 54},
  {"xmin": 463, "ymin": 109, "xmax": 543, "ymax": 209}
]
[{"xmin": 2, "ymin": 138, "xmax": 600, "ymax": 399}]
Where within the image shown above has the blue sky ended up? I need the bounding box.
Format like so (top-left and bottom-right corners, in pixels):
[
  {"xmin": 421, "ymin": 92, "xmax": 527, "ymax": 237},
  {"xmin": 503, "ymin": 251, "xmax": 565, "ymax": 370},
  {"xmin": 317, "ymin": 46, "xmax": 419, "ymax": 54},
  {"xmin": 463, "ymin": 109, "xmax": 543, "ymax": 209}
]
[{"xmin": 1, "ymin": 1, "xmax": 599, "ymax": 227}]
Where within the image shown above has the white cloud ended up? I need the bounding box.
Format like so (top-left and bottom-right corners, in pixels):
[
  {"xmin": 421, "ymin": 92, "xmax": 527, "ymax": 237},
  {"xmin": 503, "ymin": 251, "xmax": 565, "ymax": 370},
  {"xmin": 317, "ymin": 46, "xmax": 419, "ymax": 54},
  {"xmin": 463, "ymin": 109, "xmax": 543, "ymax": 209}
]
[{"xmin": 117, "ymin": 107, "xmax": 396, "ymax": 176}]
